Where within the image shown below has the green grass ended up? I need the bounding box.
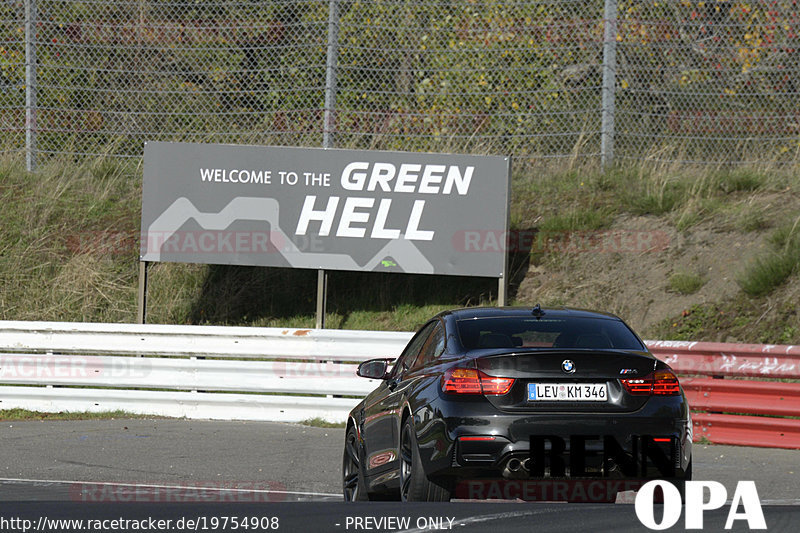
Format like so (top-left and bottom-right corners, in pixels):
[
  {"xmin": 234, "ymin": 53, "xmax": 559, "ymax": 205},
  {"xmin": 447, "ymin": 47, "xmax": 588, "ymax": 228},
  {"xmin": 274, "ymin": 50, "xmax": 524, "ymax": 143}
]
[
  {"xmin": 298, "ymin": 417, "xmax": 347, "ymax": 428},
  {"xmin": 695, "ymin": 435, "xmax": 712, "ymax": 445},
  {"xmin": 627, "ymin": 186, "xmax": 684, "ymax": 216},
  {"xmin": 716, "ymin": 169, "xmax": 765, "ymax": 194},
  {"xmin": 769, "ymin": 217, "xmax": 800, "ymax": 249},
  {"xmin": 622, "ymin": 173, "xmax": 688, "ymax": 216},
  {"xmin": 0, "ymin": 409, "xmax": 151, "ymax": 421},
  {"xmin": 738, "ymin": 253, "xmax": 798, "ymax": 297},
  {"xmin": 734, "ymin": 205, "xmax": 770, "ymax": 232},
  {"xmin": 668, "ymin": 271, "xmax": 705, "ymax": 295},
  {"xmin": 652, "ymin": 296, "xmax": 799, "ymax": 345},
  {"xmin": 513, "ymin": 163, "xmax": 788, "ymax": 236},
  {"xmin": 674, "ymin": 197, "xmax": 725, "ymax": 232},
  {"xmin": 0, "ymin": 156, "xmax": 141, "ymax": 322},
  {"xmin": 654, "ymin": 304, "xmax": 724, "ymax": 341},
  {"xmin": 738, "ymin": 218, "xmax": 800, "ymax": 297},
  {"xmin": 538, "ymin": 207, "xmax": 615, "ymax": 233}
]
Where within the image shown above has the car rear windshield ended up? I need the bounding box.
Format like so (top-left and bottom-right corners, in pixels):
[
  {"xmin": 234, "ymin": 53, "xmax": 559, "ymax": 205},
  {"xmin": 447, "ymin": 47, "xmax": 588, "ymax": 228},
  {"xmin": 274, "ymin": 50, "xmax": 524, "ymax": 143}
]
[{"xmin": 456, "ymin": 316, "xmax": 645, "ymax": 351}]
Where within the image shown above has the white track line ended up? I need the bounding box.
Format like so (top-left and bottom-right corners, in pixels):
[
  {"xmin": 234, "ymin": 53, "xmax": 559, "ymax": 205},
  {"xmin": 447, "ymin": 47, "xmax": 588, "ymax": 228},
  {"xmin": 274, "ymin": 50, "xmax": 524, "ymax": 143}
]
[
  {"xmin": 759, "ymin": 499, "xmax": 800, "ymax": 506},
  {"xmin": 0, "ymin": 477, "xmax": 340, "ymax": 498},
  {"xmin": 396, "ymin": 509, "xmax": 561, "ymax": 533}
]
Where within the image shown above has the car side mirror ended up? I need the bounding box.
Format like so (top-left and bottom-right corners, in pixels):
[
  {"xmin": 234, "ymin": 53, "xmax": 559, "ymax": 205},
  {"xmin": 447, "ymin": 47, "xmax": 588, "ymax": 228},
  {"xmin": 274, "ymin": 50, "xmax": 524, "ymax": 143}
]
[{"xmin": 357, "ymin": 359, "xmax": 391, "ymax": 380}]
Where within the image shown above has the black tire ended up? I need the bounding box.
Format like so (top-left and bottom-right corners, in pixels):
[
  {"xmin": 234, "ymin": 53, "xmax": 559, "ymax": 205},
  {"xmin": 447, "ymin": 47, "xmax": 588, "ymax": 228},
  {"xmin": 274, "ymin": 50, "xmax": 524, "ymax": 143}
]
[
  {"xmin": 673, "ymin": 459, "xmax": 692, "ymax": 503},
  {"xmin": 343, "ymin": 425, "xmax": 369, "ymax": 501},
  {"xmin": 656, "ymin": 459, "xmax": 691, "ymax": 504},
  {"xmin": 399, "ymin": 417, "xmax": 452, "ymax": 502}
]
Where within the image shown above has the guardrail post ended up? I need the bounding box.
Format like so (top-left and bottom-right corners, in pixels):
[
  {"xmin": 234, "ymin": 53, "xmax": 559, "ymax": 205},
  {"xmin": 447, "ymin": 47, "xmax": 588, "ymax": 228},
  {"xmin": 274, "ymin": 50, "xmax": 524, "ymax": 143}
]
[
  {"xmin": 601, "ymin": 0, "xmax": 617, "ymax": 167},
  {"xmin": 25, "ymin": 0, "xmax": 38, "ymax": 171}
]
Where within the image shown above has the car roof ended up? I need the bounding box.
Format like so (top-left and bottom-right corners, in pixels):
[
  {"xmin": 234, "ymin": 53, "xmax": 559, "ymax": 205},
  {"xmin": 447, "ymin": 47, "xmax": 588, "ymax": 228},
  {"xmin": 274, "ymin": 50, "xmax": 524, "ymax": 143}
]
[{"xmin": 438, "ymin": 306, "xmax": 624, "ymax": 321}]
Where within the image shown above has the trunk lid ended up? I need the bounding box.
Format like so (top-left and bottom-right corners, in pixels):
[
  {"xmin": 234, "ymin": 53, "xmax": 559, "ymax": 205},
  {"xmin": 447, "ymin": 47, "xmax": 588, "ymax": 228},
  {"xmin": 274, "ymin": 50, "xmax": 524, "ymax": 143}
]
[{"xmin": 474, "ymin": 349, "xmax": 657, "ymax": 413}]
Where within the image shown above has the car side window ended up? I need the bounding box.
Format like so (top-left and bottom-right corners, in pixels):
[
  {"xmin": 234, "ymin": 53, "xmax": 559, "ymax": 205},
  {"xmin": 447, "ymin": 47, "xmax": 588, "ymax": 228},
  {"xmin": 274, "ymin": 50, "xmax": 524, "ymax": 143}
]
[
  {"xmin": 391, "ymin": 321, "xmax": 436, "ymax": 379},
  {"xmin": 411, "ymin": 322, "xmax": 445, "ymax": 371}
]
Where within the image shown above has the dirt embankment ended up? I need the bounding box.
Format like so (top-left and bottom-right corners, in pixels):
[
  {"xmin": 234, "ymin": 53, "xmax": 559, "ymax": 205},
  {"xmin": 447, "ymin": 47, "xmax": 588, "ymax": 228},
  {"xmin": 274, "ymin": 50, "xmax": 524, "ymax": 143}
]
[{"xmin": 517, "ymin": 213, "xmax": 797, "ymax": 342}]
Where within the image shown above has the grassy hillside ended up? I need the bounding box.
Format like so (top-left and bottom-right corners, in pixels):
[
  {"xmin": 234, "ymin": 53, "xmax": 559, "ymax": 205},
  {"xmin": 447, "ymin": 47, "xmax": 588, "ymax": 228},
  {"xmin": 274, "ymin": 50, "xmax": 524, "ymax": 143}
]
[{"xmin": 1, "ymin": 154, "xmax": 798, "ymax": 342}]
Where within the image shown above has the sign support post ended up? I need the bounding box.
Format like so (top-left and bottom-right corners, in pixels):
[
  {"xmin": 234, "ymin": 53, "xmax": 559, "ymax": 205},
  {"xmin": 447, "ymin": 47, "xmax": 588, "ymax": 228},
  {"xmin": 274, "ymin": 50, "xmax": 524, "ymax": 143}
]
[
  {"xmin": 497, "ymin": 275, "xmax": 507, "ymax": 307},
  {"xmin": 497, "ymin": 156, "xmax": 512, "ymax": 306},
  {"xmin": 315, "ymin": 269, "xmax": 328, "ymax": 329},
  {"xmin": 315, "ymin": 269, "xmax": 327, "ymax": 328},
  {"xmin": 137, "ymin": 261, "xmax": 148, "ymax": 324}
]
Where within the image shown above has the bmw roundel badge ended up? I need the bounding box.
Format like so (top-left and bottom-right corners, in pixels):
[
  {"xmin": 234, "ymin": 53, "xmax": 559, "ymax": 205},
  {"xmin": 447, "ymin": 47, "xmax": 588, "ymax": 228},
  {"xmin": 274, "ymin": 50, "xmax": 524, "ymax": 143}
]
[{"xmin": 561, "ymin": 359, "xmax": 576, "ymax": 374}]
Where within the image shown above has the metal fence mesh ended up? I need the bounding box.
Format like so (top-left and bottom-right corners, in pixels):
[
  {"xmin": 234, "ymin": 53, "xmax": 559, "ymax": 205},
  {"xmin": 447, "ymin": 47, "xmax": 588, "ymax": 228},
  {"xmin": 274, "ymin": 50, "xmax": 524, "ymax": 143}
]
[
  {"xmin": 331, "ymin": 0, "xmax": 605, "ymax": 158},
  {"xmin": 1, "ymin": 1, "xmax": 25, "ymax": 154},
  {"xmin": 615, "ymin": 0, "xmax": 800, "ymax": 164},
  {"xmin": 8, "ymin": 0, "xmax": 329, "ymax": 158},
  {"xmin": 1, "ymin": 0, "xmax": 799, "ymax": 165}
]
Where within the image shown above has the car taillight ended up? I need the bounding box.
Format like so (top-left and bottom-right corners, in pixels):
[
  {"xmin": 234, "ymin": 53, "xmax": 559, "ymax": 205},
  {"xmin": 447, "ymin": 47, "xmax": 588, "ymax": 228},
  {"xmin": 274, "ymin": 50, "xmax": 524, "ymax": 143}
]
[
  {"xmin": 621, "ymin": 377, "xmax": 652, "ymax": 395},
  {"xmin": 442, "ymin": 368, "xmax": 515, "ymax": 395},
  {"xmin": 480, "ymin": 372, "xmax": 516, "ymax": 395},
  {"xmin": 652, "ymin": 370, "xmax": 681, "ymax": 395},
  {"xmin": 621, "ymin": 370, "xmax": 681, "ymax": 396},
  {"xmin": 443, "ymin": 368, "xmax": 482, "ymax": 394}
]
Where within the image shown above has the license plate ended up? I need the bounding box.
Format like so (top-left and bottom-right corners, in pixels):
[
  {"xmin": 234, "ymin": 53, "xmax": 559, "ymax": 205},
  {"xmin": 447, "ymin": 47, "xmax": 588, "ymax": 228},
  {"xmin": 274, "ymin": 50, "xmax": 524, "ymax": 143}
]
[{"xmin": 527, "ymin": 383, "xmax": 607, "ymax": 402}]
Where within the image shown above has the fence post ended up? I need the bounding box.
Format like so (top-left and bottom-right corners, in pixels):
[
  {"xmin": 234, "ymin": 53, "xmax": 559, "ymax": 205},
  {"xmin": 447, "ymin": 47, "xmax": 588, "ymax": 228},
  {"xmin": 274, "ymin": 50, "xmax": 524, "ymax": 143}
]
[
  {"xmin": 323, "ymin": 0, "xmax": 340, "ymax": 149},
  {"xmin": 318, "ymin": 0, "xmax": 340, "ymax": 329},
  {"xmin": 25, "ymin": 0, "xmax": 37, "ymax": 171},
  {"xmin": 601, "ymin": 0, "xmax": 617, "ymax": 167}
]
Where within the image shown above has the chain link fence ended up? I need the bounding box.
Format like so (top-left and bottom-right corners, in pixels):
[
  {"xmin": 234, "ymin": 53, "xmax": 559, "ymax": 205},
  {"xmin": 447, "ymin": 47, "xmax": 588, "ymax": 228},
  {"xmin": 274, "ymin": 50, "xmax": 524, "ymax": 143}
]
[{"xmin": 1, "ymin": 0, "xmax": 798, "ymax": 167}]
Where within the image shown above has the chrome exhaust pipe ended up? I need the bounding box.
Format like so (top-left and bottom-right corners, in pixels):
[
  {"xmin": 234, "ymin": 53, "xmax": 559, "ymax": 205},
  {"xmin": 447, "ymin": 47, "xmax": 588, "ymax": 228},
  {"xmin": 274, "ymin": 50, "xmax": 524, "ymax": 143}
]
[
  {"xmin": 521, "ymin": 458, "xmax": 531, "ymax": 472},
  {"xmin": 604, "ymin": 458, "xmax": 622, "ymax": 478},
  {"xmin": 502, "ymin": 458, "xmax": 524, "ymax": 479}
]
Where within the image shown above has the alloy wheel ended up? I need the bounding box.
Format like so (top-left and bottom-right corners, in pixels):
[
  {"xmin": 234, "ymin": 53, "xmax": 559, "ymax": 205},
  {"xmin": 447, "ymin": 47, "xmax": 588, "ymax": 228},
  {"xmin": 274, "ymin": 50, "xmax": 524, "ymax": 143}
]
[
  {"xmin": 399, "ymin": 422, "xmax": 414, "ymax": 501},
  {"xmin": 343, "ymin": 429, "xmax": 362, "ymax": 501}
]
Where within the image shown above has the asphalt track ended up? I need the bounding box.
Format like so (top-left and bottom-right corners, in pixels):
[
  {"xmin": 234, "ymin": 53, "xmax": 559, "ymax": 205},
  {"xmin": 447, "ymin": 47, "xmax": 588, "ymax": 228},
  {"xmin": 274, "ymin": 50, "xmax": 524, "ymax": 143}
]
[{"xmin": 1, "ymin": 419, "xmax": 799, "ymax": 532}]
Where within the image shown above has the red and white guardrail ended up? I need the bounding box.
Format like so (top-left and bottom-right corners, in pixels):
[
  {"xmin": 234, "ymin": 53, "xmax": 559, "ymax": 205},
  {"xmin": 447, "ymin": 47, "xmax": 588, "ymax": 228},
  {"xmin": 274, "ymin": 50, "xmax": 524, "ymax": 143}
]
[
  {"xmin": 646, "ymin": 341, "xmax": 800, "ymax": 449},
  {"xmin": 0, "ymin": 321, "xmax": 797, "ymax": 448}
]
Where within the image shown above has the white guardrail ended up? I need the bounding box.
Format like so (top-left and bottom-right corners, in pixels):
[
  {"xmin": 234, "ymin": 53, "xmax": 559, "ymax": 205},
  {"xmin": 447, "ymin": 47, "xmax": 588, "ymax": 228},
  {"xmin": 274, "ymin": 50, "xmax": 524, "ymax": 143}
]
[{"xmin": 0, "ymin": 321, "xmax": 414, "ymax": 423}]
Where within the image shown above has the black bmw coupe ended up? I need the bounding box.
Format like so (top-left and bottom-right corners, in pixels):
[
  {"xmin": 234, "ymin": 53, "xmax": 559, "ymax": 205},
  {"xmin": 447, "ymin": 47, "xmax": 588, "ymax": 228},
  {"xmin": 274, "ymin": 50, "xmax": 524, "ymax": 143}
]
[{"xmin": 343, "ymin": 306, "xmax": 692, "ymax": 502}]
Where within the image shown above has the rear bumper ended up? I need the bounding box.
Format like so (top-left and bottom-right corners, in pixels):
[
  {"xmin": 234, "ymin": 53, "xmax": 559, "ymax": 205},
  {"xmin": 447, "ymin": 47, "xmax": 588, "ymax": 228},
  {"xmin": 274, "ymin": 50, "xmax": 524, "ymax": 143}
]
[{"xmin": 414, "ymin": 395, "xmax": 692, "ymax": 481}]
